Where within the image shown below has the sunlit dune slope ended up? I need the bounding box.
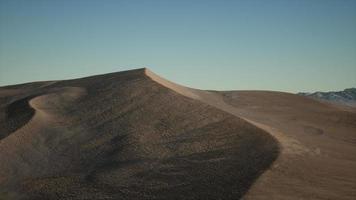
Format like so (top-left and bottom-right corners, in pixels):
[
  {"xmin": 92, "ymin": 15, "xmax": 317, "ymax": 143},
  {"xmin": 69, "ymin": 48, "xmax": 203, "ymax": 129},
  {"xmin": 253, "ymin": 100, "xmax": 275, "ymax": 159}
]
[
  {"xmin": 219, "ymin": 91, "xmax": 356, "ymax": 200},
  {"xmin": 144, "ymin": 69, "xmax": 356, "ymax": 199}
]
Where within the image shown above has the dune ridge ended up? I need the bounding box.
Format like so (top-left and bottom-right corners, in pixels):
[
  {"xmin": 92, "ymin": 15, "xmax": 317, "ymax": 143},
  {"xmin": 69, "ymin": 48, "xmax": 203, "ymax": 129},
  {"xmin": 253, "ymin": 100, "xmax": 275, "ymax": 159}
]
[
  {"xmin": 145, "ymin": 68, "xmax": 356, "ymax": 199},
  {"xmin": 1, "ymin": 68, "xmax": 355, "ymax": 199},
  {"xmin": 146, "ymin": 68, "xmax": 356, "ymax": 199},
  {"xmin": 0, "ymin": 68, "xmax": 279, "ymax": 199},
  {"xmin": 0, "ymin": 87, "xmax": 87, "ymax": 187},
  {"xmin": 0, "ymin": 87, "xmax": 86, "ymax": 141},
  {"xmin": 145, "ymin": 69, "xmax": 300, "ymax": 155}
]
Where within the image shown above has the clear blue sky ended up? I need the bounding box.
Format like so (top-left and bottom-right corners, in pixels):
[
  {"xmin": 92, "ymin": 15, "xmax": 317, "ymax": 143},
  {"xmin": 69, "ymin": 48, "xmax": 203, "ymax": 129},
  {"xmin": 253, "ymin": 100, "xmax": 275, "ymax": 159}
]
[{"xmin": 1, "ymin": 0, "xmax": 355, "ymax": 92}]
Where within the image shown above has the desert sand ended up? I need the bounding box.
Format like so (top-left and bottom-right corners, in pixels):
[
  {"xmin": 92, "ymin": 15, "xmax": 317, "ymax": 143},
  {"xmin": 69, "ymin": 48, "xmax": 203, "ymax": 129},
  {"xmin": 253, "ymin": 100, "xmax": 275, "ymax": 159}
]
[{"xmin": 0, "ymin": 68, "xmax": 355, "ymax": 199}]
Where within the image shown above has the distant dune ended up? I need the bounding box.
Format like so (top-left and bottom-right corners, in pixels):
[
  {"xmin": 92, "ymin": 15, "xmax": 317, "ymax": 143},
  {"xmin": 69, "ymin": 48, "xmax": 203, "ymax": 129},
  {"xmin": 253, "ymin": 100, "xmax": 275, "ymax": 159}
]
[{"xmin": 0, "ymin": 68, "xmax": 355, "ymax": 200}]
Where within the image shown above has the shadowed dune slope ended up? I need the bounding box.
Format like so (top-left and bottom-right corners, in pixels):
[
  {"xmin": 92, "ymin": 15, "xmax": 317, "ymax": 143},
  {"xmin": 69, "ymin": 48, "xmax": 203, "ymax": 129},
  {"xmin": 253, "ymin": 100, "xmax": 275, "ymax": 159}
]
[
  {"xmin": 0, "ymin": 69, "xmax": 279, "ymax": 200},
  {"xmin": 0, "ymin": 96, "xmax": 35, "ymax": 140}
]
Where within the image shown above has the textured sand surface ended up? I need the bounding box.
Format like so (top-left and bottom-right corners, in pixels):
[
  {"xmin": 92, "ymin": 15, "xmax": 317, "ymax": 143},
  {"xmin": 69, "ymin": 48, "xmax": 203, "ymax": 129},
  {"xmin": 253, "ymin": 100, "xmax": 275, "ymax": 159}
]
[
  {"xmin": 1, "ymin": 68, "xmax": 355, "ymax": 199},
  {"xmin": 220, "ymin": 91, "xmax": 356, "ymax": 200},
  {"xmin": 0, "ymin": 69, "xmax": 278, "ymax": 199},
  {"xmin": 146, "ymin": 70, "xmax": 356, "ymax": 199}
]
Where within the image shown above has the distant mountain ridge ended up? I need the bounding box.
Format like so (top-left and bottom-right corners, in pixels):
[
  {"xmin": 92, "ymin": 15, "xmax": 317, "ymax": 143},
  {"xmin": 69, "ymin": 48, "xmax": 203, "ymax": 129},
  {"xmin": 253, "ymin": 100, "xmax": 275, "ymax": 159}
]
[{"xmin": 298, "ymin": 87, "xmax": 356, "ymax": 107}]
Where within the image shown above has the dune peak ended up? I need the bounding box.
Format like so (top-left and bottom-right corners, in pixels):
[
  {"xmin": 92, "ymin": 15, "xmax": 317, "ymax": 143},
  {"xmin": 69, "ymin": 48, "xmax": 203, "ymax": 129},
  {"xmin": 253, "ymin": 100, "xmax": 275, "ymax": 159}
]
[{"xmin": 144, "ymin": 68, "xmax": 200, "ymax": 99}]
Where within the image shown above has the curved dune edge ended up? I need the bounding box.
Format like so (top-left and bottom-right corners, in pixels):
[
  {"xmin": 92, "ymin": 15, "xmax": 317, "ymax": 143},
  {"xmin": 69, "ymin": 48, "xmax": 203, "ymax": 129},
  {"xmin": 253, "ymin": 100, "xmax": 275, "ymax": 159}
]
[
  {"xmin": 144, "ymin": 69, "xmax": 291, "ymax": 194},
  {"xmin": 1, "ymin": 68, "xmax": 354, "ymax": 199},
  {"xmin": 0, "ymin": 87, "xmax": 86, "ymax": 143},
  {"xmin": 145, "ymin": 69, "xmax": 356, "ymax": 199},
  {"xmin": 145, "ymin": 69, "xmax": 313, "ymax": 157},
  {"xmin": 1, "ymin": 70, "xmax": 280, "ymax": 199},
  {"xmin": 1, "ymin": 96, "xmax": 36, "ymax": 140},
  {"xmin": 144, "ymin": 69, "xmax": 288, "ymax": 149},
  {"xmin": 29, "ymin": 87, "xmax": 86, "ymax": 111},
  {"xmin": 145, "ymin": 68, "xmax": 201, "ymax": 100},
  {"xmin": 144, "ymin": 68, "xmax": 311, "ymax": 155},
  {"xmin": 0, "ymin": 87, "xmax": 86, "ymax": 147},
  {"xmin": 0, "ymin": 87, "xmax": 87, "ymax": 187}
]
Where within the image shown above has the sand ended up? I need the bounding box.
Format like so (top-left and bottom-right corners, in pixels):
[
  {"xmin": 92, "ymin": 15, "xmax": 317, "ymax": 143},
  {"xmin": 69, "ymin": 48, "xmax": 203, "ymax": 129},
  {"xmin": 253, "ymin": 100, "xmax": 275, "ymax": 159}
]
[
  {"xmin": 146, "ymin": 69, "xmax": 356, "ymax": 199},
  {"xmin": 0, "ymin": 68, "xmax": 278, "ymax": 199},
  {"xmin": 0, "ymin": 68, "xmax": 355, "ymax": 199}
]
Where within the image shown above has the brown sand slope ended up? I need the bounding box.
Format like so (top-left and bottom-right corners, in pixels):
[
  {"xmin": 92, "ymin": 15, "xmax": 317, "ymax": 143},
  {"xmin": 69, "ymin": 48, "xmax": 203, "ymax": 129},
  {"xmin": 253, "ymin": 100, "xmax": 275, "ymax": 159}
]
[
  {"xmin": 219, "ymin": 91, "xmax": 356, "ymax": 200},
  {"xmin": 144, "ymin": 70, "xmax": 356, "ymax": 199},
  {"xmin": 0, "ymin": 69, "xmax": 278, "ymax": 199}
]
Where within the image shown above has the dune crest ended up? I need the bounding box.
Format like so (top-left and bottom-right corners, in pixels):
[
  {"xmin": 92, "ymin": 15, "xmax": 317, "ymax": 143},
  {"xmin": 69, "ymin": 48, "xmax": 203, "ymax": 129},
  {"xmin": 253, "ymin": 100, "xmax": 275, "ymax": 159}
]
[
  {"xmin": 0, "ymin": 69, "xmax": 279, "ymax": 199},
  {"xmin": 146, "ymin": 68, "xmax": 356, "ymax": 199},
  {"xmin": 1, "ymin": 68, "xmax": 355, "ymax": 199},
  {"xmin": 145, "ymin": 68, "xmax": 306, "ymax": 155},
  {"xmin": 144, "ymin": 68, "xmax": 201, "ymax": 100}
]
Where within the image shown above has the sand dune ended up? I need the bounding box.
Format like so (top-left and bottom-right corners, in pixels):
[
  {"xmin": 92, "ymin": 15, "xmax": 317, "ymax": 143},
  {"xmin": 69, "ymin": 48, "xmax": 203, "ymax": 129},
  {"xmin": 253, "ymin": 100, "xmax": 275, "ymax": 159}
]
[
  {"xmin": 145, "ymin": 68, "xmax": 356, "ymax": 199},
  {"xmin": 0, "ymin": 68, "xmax": 279, "ymax": 199},
  {"xmin": 220, "ymin": 91, "xmax": 356, "ymax": 199},
  {"xmin": 146, "ymin": 69, "xmax": 356, "ymax": 199},
  {"xmin": 0, "ymin": 68, "xmax": 355, "ymax": 199},
  {"xmin": 145, "ymin": 70, "xmax": 312, "ymax": 157}
]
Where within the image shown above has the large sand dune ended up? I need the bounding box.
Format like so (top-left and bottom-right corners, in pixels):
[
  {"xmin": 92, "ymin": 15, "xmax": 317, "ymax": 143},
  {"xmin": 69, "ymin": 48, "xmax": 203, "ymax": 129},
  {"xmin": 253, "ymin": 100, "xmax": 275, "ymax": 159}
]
[
  {"xmin": 0, "ymin": 68, "xmax": 355, "ymax": 199},
  {"xmin": 146, "ymin": 69, "xmax": 356, "ymax": 199},
  {"xmin": 0, "ymin": 69, "xmax": 278, "ymax": 199}
]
